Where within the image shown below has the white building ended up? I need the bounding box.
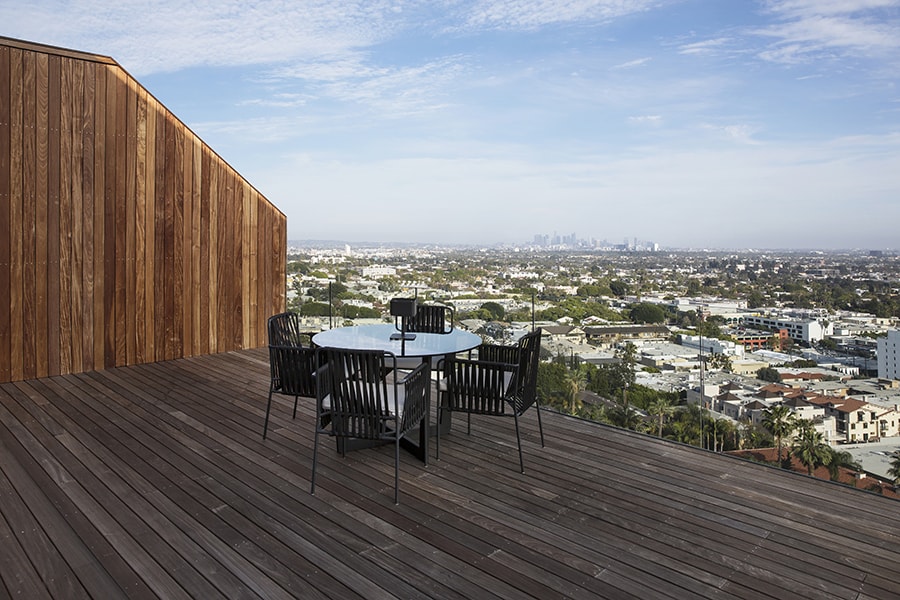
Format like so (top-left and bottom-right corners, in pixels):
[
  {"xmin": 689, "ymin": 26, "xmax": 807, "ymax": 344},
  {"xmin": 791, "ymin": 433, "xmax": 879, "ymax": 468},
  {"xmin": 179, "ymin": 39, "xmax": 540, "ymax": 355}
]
[
  {"xmin": 742, "ymin": 314, "xmax": 832, "ymax": 344},
  {"xmin": 878, "ymin": 329, "xmax": 900, "ymax": 380},
  {"xmin": 361, "ymin": 265, "xmax": 397, "ymax": 278},
  {"xmin": 680, "ymin": 335, "xmax": 745, "ymax": 358}
]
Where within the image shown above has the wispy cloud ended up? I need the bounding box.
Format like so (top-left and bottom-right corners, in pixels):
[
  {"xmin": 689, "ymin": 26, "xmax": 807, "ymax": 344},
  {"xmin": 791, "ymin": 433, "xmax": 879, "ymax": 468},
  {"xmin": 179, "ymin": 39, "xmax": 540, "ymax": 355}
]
[
  {"xmin": 754, "ymin": 0, "xmax": 900, "ymax": 63},
  {"xmin": 678, "ymin": 37, "xmax": 732, "ymax": 56},
  {"xmin": 0, "ymin": 0, "xmax": 412, "ymax": 74},
  {"xmin": 628, "ymin": 114, "xmax": 663, "ymax": 124},
  {"xmin": 261, "ymin": 55, "xmax": 469, "ymax": 120},
  {"xmin": 611, "ymin": 57, "xmax": 652, "ymax": 69},
  {"xmin": 722, "ymin": 124, "xmax": 762, "ymax": 145},
  {"xmin": 463, "ymin": 0, "xmax": 663, "ymax": 29}
]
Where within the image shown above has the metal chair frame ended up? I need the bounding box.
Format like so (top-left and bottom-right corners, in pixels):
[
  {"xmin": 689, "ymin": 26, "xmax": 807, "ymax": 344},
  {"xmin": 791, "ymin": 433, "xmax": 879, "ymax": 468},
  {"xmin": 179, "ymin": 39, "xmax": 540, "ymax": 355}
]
[
  {"xmin": 392, "ymin": 303, "xmax": 455, "ymax": 372},
  {"xmin": 263, "ymin": 312, "xmax": 316, "ymax": 439},
  {"xmin": 436, "ymin": 329, "xmax": 544, "ymax": 473},
  {"xmin": 396, "ymin": 303, "xmax": 454, "ymax": 335},
  {"xmin": 311, "ymin": 347, "xmax": 430, "ymax": 504}
]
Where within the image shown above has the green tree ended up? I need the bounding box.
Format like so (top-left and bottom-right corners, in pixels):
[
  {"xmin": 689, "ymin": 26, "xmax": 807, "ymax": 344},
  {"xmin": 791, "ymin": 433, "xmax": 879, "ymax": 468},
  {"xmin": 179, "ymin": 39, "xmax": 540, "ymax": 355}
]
[
  {"xmin": 606, "ymin": 385, "xmax": 642, "ymax": 431},
  {"xmin": 740, "ymin": 417, "xmax": 773, "ymax": 450},
  {"xmin": 586, "ymin": 344, "xmax": 636, "ymax": 400},
  {"xmin": 827, "ymin": 449, "xmax": 861, "ymax": 482},
  {"xmin": 299, "ymin": 302, "xmax": 332, "ymax": 316},
  {"xmin": 286, "ymin": 260, "xmax": 310, "ymax": 275},
  {"xmin": 817, "ymin": 338, "xmax": 838, "ymax": 352},
  {"xmin": 609, "ymin": 280, "xmax": 630, "ymax": 297},
  {"xmin": 683, "ymin": 403, "xmax": 706, "ymax": 447},
  {"xmin": 481, "ymin": 301, "xmax": 506, "ymax": 321},
  {"xmin": 791, "ymin": 420, "xmax": 831, "ymax": 476},
  {"xmin": 339, "ymin": 305, "xmax": 380, "ymax": 319},
  {"xmin": 707, "ymin": 353, "xmax": 732, "ymax": 372},
  {"xmin": 757, "ymin": 366, "xmax": 781, "ymax": 383},
  {"xmin": 762, "ymin": 405, "xmax": 797, "ymax": 466},
  {"xmin": 887, "ymin": 451, "xmax": 900, "ymax": 486},
  {"xmin": 647, "ymin": 396, "xmax": 675, "ymax": 438},
  {"xmin": 537, "ymin": 362, "xmax": 569, "ymax": 408},
  {"xmin": 629, "ymin": 302, "xmax": 666, "ymax": 324},
  {"xmin": 747, "ymin": 290, "xmax": 766, "ymax": 309},
  {"xmin": 577, "ymin": 284, "xmax": 608, "ymax": 297},
  {"xmin": 618, "ymin": 343, "xmax": 638, "ymax": 377},
  {"xmin": 565, "ymin": 369, "xmax": 587, "ymax": 414}
]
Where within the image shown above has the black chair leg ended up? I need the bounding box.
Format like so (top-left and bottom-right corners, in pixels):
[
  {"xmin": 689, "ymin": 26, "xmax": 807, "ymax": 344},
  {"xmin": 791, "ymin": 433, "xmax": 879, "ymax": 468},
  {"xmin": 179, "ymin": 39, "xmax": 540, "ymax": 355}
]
[
  {"xmin": 513, "ymin": 413, "xmax": 525, "ymax": 474},
  {"xmin": 435, "ymin": 407, "xmax": 442, "ymax": 461},
  {"xmin": 263, "ymin": 390, "xmax": 274, "ymax": 439},
  {"xmin": 394, "ymin": 439, "xmax": 400, "ymax": 505},
  {"xmin": 310, "ymin": 431, "xmax": 320, "ymax": 495},
  {"xmin": 292, "ymin": 395, "xmax": 299, "ymax": 419},
  {"xmin": 535, "ymin": 401, "xmax": 545, "ymax": 447},
  {"xmin": 420, "ymin": 414, "xmax": 429, "ymax": 467}
]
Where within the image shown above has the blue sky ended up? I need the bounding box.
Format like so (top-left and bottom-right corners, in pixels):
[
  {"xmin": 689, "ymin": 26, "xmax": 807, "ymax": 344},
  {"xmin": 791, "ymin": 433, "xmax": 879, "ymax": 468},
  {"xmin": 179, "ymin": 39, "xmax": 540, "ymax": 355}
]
[{"xmin": 4, "ymin": 1, "xmax": 900, "ymax": 250}]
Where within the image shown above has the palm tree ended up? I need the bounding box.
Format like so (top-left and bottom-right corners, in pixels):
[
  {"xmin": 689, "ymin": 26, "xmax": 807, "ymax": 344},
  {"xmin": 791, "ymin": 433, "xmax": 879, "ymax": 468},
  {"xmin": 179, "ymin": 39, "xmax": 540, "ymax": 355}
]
[
  {"xmin": 717, "ymin": 419, "xmax": 738, "ymax": 452},
  {"xmin": 670, "ymin": 418, "xmax": 697, "ymax": 446},
  {"xmin": 762, "ymin": 404, "xmax": 797, "ymax": 466},
  {"xmin": 887, "ymin": 451, "xmax": 900, "ymax": 486},
  {"xmin": 791, "ymin": 421, "xmax": 831, "ymax": 477},
  {"xmin": 564, "ymin": 369, "xmax": 586, "ymax": 415},
  {"xmin": 606, "ymin": 383, "xmax": 643, "ymax": 431},
  {"xmin": 827, "ymin": 449, "xmax": 862, "ymax": 482},
  {"xmin": 685, "ymin": 403, "xmax": 705, "ymax": 448},
  {"xmin": 646, "ymin": 396, "xmax": 675, "ymax": 438}
]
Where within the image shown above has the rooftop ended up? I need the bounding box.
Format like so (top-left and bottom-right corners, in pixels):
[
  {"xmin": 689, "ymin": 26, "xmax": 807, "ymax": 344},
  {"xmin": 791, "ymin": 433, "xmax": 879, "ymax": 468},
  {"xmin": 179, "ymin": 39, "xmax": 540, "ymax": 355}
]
[{"xmin": 2, "ymin": 348, "xmax": 900, "ymax": 599}]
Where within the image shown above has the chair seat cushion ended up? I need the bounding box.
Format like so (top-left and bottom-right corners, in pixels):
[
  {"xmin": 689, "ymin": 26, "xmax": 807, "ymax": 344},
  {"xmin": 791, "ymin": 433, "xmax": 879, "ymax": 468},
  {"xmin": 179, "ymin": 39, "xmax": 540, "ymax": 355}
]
[
  {"xmin": 321, "ymin": 386, "xmax": 408, "ymax": 419},
  {"xmin": 394, "ymin": 356, "xmax": 424, "ymax": 370}
]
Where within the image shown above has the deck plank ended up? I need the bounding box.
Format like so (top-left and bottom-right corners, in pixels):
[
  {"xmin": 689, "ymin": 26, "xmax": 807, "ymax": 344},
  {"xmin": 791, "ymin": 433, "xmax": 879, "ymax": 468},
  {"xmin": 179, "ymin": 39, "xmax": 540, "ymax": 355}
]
[{"xmin": 2, "ymin": 348, "xmax": 900, "ymax": 599}]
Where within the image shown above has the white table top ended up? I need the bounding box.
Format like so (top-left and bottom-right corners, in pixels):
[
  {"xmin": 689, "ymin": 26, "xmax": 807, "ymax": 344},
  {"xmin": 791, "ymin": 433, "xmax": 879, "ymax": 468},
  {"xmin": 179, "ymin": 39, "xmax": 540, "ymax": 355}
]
[{"xmin": 312, "ymin": 323, "xmax": 481, "ymax": 358}]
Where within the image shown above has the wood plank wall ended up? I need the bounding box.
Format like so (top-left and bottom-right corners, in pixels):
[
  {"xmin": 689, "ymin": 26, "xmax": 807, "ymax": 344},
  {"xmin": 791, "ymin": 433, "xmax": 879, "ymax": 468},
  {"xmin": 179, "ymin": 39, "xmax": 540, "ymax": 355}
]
[{"xmin": 0, "ymin": 38, "xmax": 287, "ymax": 383}]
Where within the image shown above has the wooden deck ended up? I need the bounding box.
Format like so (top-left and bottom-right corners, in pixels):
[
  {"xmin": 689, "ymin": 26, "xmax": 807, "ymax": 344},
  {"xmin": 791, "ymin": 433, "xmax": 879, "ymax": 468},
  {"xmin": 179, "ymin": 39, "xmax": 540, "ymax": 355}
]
[{"xmin": 2, "ymin": 348, "xmax": 900, "ymax": 599}]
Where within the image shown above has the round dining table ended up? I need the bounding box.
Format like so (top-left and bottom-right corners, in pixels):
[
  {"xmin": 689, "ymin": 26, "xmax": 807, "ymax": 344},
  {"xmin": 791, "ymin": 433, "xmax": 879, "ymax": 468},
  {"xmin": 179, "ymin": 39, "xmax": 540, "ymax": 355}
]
[
  {"xmin": 311, "ymin": 323, "xmax": 482, "ymax": 458},
  {"xmin": 311, "ymin": 323, "xmax": 481, "ymax": 358}
]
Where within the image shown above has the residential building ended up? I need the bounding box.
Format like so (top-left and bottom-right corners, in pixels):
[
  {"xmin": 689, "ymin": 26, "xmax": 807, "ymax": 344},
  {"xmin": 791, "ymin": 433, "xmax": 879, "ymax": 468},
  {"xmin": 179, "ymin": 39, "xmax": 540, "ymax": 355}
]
[{"xmin": 811, "ymin": 396, "xmax": 883, "ymax": 443}]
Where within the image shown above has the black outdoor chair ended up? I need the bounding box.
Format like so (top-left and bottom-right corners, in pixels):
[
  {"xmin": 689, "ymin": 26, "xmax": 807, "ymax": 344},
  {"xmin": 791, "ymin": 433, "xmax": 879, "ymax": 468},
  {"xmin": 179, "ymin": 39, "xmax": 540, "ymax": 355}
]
[
  {"xmin": 263, "ymin": 312, "xmax": 317, "ymax": 439},
  {"xmin": 393, "ymin": 303, "xmax": 455, "ymax": 371},
  {"xmin": 268, "ymin": 310, "xmax": 310, "ymax": 347},
  {"xmin": 436, "ymin": 328, "xmax": 544, "ymax": 473},
  {"xmin": 400, "ymin": 303, "xmax": 454, "ymax": 335},
  {"xmin": 310, "ymin": 347, "xmax": 430, "ymax": 504}
]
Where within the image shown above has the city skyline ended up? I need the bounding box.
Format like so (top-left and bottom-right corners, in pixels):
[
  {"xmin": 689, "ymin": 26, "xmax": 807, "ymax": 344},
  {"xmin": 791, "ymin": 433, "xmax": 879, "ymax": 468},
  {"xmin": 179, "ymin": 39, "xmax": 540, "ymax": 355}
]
[{"xmin": 4, "ymin": 1, "xmax": 899, "ymax": 251}]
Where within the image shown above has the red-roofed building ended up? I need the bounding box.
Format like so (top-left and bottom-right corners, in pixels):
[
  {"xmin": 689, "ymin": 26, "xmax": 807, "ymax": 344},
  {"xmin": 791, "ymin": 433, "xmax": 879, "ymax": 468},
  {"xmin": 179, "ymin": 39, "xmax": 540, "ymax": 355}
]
[
  {"xmin": 808, "ymin": 396, "xmax": 899, "ymax": 443},
  {"xmin": 780, "ymin": 372, "xmax": 828, "ymax": 386}
]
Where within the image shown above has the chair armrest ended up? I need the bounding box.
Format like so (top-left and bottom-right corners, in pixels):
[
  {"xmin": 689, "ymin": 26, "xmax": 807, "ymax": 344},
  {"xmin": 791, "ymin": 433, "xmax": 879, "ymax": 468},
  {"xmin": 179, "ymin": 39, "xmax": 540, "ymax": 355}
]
[
  {"xmin": 396, "ymin": 361, "xmax": 430, "ymax": 432},
  {"xmin": 397, "ymin": 360, "xmax": 430, "ymax": 386}
]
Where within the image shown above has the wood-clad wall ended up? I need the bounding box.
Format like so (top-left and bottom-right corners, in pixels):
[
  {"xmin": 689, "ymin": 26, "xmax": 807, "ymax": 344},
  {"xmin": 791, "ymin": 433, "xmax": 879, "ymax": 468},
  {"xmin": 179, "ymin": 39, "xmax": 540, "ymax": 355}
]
[{"xmin": 0, "ymin": 38, "xmax": 286, "ymax": 383}]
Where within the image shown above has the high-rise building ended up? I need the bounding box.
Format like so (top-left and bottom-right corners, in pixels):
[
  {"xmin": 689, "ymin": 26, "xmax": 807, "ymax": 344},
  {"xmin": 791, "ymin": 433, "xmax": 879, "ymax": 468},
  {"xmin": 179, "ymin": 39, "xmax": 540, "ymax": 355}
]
[{"xmin": 878, "ymin": 330, "xmax": 900, "ymax": 380}]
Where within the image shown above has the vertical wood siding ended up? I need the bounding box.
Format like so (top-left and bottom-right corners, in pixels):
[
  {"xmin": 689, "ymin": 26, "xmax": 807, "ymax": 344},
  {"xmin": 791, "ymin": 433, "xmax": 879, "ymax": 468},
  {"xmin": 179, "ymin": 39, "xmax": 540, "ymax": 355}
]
[{"xmin": 0, "ymin": 38, "xmax": 287, "ymax": 383}]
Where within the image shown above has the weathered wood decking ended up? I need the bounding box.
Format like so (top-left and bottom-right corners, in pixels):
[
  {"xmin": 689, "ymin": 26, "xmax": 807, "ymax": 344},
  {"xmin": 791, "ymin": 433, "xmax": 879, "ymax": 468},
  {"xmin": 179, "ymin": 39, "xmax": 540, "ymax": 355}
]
[{"xmin": 1, "ymin": 348, "xmax": 900, "ymax": 599}]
